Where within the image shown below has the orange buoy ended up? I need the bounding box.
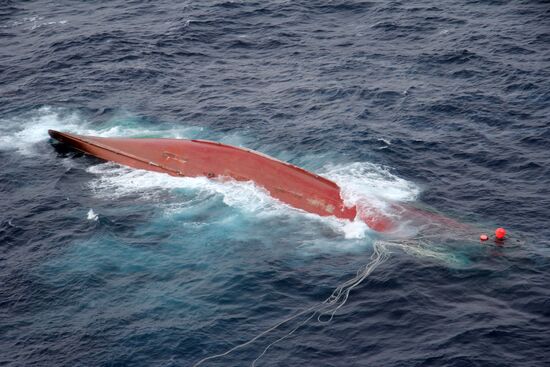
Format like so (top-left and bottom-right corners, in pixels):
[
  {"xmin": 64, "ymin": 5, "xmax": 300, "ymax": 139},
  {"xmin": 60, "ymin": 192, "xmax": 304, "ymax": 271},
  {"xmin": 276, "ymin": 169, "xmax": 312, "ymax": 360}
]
[
  {"xmin": 495, "ymin": 227, "xmax": 506, "ymax": 240},
  {"xmin": 480, "ymin": 234, "xmax": 489, "ymax": 241}
]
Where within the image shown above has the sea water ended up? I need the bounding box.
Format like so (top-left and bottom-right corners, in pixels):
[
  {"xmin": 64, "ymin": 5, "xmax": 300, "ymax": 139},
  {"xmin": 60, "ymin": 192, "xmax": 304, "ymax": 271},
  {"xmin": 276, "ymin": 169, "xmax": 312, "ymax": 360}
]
[{"xmin": 1, "ymin": 1, "xmax": 549, "ymax": 366}]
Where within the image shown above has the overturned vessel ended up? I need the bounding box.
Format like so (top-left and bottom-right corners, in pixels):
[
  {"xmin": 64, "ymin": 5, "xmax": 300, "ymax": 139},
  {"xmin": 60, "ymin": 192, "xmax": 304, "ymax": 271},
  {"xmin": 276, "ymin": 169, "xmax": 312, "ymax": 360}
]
[{"xmin": 49, "ymin": 130, "xmax": 394, "ymax": 231}]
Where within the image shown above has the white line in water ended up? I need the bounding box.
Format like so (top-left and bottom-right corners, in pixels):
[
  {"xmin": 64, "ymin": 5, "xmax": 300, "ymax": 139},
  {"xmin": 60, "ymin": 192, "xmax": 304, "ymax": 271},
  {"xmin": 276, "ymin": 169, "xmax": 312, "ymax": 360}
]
[{"xmin": 193, "ymin": 241, "xmax": 390, "ymax": 367}]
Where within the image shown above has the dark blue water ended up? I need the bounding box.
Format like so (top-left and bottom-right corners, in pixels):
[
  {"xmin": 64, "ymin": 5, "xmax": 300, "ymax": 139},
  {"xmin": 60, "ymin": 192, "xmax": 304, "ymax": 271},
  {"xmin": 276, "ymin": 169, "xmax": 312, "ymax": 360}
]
[{"xmin": 1, "ymin": 1, "xmax": 549, "ymax": 366}]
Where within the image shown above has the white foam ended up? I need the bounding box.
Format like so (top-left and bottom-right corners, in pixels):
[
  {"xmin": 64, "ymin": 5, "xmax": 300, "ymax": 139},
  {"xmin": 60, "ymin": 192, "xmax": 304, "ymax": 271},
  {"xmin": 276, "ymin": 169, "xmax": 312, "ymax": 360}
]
[
  {"xmin": 317, "ymin": 162, "xmax": 422, "ymax": 236},
  {"xmin": 87, "ymin": 209, "xmax": 99, "ymax": 221},
  {"xmin": 85, "ymin": 163, "xmax": 371, "ymax": 239},
  {"xmin": 0, "ymin": 106, "xmax": 200, "ymax": 156},
  {"xmin": 87, "ymin": 163, "xmax": 288, "ymax": 217},
  {"xmin": 0, "ymin": 107, "xmax": 83, "ymax": 155},
  {"xmin": 323, "ymin": 161, "xmax": 420, "ymax": 205},
  {"xmin": 339, "ymin": 218, "xmax": 370, "ymax": 239}
]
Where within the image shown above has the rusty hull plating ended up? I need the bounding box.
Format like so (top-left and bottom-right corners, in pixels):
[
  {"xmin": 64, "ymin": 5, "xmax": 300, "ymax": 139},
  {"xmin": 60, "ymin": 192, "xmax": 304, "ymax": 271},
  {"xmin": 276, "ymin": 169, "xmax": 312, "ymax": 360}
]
[{"xmin": 49, "ymin": 130, "xmax": 393, "ymax": 231}]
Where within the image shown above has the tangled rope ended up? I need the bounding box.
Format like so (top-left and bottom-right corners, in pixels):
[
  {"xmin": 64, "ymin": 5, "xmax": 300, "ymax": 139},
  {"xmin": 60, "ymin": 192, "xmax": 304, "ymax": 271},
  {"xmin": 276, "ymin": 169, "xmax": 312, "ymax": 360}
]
[{"xmin": 193, "ymin": 241, "xmax": 390, "ymax": 367}]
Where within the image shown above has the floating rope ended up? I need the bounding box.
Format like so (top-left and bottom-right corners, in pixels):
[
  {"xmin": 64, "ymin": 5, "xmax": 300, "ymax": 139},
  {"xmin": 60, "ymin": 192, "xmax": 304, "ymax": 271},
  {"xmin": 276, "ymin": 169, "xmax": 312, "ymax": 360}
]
[{"xmin": 193, "ymin": 241, "xmax": 390, "ymax": 367}]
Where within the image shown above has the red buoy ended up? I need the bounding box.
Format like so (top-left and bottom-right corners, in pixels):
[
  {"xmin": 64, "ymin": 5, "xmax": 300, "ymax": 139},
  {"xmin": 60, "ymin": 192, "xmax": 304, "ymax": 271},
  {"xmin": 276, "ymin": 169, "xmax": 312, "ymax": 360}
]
[
  {"xmin": 480, "ymin": 234, "xmax": 489, "ymax": 241},
  {"xmin": 495, "ymin": 227, "xmax": 506, "ymax": 240}
]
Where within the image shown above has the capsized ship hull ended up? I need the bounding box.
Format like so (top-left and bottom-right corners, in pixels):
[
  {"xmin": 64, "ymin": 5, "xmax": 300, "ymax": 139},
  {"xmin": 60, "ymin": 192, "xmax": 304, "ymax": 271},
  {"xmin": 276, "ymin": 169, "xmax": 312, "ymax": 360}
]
[{"xmin": 49, "ymin": 130, "xmax": 393, "ymax": 231}]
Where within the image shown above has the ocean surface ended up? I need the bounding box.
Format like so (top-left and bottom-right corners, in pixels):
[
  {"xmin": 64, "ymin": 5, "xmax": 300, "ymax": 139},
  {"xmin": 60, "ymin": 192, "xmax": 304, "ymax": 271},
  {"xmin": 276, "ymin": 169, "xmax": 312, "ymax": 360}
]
[{"xmin": 1, "ymin": 1, "xmax": 549, "ymax": 366}]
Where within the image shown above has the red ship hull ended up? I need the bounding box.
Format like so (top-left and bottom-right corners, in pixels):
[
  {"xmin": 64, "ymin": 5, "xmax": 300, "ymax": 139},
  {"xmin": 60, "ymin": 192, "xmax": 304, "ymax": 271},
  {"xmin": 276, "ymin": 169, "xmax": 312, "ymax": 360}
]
[{"xmin": 49, "ymin": 130, "xmax": 394, "ymax": 231}]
